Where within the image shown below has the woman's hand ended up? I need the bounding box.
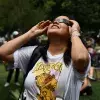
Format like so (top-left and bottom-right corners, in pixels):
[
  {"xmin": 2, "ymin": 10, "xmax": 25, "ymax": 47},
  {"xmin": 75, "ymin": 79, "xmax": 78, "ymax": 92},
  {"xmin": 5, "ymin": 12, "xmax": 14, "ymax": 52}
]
[
  {"xmin": 28, "ymin": 20, "xmax": 51, "ymax": 38},
  {"xmin": 69, "ymin": 20, "xmax": 80, "ymax": 36},
  {"xmin": 70, "ymin": 20, "xmax": 89, "ymax": 73}
]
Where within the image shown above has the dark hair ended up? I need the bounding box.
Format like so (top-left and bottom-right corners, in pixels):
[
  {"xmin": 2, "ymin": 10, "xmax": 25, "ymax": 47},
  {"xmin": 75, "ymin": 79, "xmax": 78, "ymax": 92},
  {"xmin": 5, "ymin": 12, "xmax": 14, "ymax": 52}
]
[{"xmin": 63, "ymin": 40, "xmax": 71, "ymax": 65}]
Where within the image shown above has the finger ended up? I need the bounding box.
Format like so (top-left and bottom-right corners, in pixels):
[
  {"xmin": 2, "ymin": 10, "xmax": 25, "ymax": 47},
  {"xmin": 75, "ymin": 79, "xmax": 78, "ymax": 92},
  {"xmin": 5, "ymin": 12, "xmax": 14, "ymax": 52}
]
[
  {"xmin": 42, "ymin": 26, "xmax": 48, "ymax": 32},
  {"xmin": 37, "ymin": 21, "xmax": 45, "ymax": 28},
  {"xmin": 40, "ymin": 26, "xmax": 48, "ymax": 34},
  {"xmin": 38, "ymin": 21, "xmax": 45, "ymax": 25},
  {"xmin": 40, "ymin": 20, "xmax": 51, "ymax": 28}
]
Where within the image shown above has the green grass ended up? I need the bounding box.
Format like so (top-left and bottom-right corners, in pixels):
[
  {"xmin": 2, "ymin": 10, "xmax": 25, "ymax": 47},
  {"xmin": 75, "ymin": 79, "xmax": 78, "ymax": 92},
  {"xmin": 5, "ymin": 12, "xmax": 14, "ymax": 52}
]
[
  {"xmin": 80, "ymin": 82, "xmax": 100, "ymax": 100},
  {"xmin": 0, "ymin": 63, "xmax": 23, "ymax": 100},
  {"xmin": 0, "ymin": 63, "xmax": 100, "ymax": 100},
  {"xmin": 80, "ymin": 69, "xmax": 100, "ymax": 100}
]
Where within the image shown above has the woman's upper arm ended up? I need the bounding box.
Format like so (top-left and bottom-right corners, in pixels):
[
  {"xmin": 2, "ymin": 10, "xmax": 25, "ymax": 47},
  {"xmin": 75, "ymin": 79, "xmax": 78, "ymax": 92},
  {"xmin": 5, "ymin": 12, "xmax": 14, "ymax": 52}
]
[
  {"xmin": 72, "ymin": 54, "xmax": 91, "ymax": 80},
  {"xmin": 73, "ymin": 53, "xmax": 90, "ymax": 74}
]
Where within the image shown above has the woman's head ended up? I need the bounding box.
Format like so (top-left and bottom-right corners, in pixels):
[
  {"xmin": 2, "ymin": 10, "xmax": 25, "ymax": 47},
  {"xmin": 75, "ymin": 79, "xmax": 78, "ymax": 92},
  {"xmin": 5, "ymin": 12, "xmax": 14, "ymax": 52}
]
[
  {"xmin": 47, "ymin": 16, "xmax": 71, "ymax": 41},
  {"xmin": 41, "ymin": 16, "xmax": 72, "ymax": 65}
]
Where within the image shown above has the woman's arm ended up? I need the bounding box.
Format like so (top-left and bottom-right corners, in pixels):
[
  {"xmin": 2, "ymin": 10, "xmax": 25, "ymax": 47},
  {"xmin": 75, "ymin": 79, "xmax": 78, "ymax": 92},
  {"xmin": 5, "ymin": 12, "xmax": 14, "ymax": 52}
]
[
  {"xmin": 0, "ymin": 20, "xmax": 51, "ymax": 61},
  {"xmin": 70, "ymin": 20, "xmax": 89, "ymax": 73}
]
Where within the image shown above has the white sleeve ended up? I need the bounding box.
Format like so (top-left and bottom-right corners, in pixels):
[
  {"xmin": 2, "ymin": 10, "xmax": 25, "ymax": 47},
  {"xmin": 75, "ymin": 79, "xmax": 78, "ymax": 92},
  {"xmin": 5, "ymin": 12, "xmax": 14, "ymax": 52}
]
[{"xmin": 13, "ymin": 46, "xmax": 37, "ymax": 74}]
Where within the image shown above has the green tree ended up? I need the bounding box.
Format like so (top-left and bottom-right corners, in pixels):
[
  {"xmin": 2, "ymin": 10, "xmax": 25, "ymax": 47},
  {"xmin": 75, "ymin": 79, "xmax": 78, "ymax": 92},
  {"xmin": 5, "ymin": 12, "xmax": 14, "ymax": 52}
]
[{"xmin": 0, "ymin": 0, "xmax": 100, "ymax": 37}]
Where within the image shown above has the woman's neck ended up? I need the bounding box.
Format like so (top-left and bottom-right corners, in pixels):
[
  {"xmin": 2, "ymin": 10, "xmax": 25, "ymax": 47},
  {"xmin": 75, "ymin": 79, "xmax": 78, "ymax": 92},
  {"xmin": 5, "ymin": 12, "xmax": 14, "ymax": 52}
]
[{"xmin": 48, "ymin": 39, "xmax": 68, "ymax": 56}]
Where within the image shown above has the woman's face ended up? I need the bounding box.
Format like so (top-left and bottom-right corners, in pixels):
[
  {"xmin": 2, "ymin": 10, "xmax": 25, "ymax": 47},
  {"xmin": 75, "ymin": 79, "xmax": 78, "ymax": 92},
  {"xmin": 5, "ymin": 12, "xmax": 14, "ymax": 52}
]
[{"xmin": 47, "ymin": 16, "xmax": 71, "ymax": 40}]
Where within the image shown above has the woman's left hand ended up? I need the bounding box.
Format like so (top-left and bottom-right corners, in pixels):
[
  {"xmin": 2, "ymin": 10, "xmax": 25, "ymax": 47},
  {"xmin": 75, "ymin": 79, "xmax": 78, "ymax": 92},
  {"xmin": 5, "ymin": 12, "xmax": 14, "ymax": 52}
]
[{"xmin": 69, "ymin": 20, "xmax": 80, "ymax": 35}]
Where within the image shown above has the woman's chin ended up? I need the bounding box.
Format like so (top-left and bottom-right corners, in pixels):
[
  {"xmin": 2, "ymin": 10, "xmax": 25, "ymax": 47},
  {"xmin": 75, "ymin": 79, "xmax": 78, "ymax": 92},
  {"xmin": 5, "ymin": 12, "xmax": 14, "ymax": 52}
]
[
  {"xmin": 47, "ymin": 32, "xmax": 60, "ymax": 38},
  {"xmin": 47, "ymin": 30, "xmax": 61, "ymax": 36}
]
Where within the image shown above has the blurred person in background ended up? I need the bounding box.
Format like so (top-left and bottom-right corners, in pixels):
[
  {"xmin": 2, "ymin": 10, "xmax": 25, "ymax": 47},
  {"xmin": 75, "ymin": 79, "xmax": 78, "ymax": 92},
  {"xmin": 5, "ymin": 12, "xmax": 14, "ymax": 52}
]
[
  {"xmin": 4, "ymin": 30, "xmax": 21, "ymax": 87},
  {"xmin": 0, "ymin": 37, "xmax": 6, "ymax": 63},
  {"xmin": 86, "ymin": 38, "xmax": 96, "ymax": 81}
]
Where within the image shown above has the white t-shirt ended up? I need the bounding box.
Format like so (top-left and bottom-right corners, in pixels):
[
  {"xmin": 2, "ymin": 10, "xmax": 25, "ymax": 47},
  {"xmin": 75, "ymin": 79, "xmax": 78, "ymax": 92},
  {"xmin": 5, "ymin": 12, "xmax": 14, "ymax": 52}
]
[{"xmin": 14, "ymin": 46, "xmax": 91, "ymax": 100}]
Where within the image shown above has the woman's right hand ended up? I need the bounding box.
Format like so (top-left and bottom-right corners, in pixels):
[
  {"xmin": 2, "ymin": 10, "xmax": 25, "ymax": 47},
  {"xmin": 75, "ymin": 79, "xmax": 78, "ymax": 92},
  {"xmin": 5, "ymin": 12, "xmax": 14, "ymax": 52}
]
[{"xmin": 28, "ymin": 20, "xmax": 51, "ymax": 38}]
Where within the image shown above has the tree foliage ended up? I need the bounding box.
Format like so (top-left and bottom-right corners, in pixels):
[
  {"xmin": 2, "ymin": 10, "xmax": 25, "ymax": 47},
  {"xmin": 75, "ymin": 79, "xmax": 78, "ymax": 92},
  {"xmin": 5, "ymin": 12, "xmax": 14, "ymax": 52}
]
[{"xmin": 0, "ymin": 0, "xmax": 100, "ymax": 36}]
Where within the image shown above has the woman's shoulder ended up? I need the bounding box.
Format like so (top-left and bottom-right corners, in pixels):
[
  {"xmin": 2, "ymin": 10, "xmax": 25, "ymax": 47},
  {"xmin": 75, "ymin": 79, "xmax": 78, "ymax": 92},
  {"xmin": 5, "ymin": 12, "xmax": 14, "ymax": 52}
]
[
  {"xmin": 20, "ymin": 46, "xmax": 37, "ymax": 51},
  {"xmin": 14, "ymin": 46, "xmax": 38, "ymax": 58}
]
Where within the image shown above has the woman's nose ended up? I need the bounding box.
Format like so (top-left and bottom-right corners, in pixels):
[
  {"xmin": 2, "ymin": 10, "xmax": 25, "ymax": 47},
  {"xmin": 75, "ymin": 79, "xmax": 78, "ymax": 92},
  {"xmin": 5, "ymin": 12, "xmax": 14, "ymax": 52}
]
[{"xmin": 52, "ymin": 21, "xmax": 59, "ymax": 24}]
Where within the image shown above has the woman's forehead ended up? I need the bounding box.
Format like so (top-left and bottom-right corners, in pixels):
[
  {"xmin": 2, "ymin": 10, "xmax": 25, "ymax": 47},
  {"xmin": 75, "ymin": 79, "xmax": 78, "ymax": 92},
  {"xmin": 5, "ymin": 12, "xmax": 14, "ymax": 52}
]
[{"xmin": 55, "ymin": 16, "xmax": 69, "ymax": 20}]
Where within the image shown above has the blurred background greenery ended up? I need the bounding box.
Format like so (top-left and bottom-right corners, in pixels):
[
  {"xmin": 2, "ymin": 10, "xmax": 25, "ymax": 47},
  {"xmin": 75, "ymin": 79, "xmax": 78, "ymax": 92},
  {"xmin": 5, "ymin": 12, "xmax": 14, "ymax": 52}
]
[{"xmin": 0, "ymin": 0, "xmax": 100, "ymax": 38}]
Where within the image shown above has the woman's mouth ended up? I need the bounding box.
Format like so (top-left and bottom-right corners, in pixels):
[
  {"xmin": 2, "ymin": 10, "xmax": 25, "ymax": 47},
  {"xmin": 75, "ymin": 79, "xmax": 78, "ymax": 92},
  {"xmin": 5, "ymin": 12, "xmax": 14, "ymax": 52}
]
[{"xmin": 51, "ymin": 25, "xmax": 60, "ymax": 29}]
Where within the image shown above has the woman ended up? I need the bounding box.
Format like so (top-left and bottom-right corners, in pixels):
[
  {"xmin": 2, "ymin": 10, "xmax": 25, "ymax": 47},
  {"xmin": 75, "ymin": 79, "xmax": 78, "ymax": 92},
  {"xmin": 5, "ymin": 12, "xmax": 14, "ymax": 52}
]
[
  {"xmin": 87, "ymin": 38, "xmax": 96, "ymax": 81},
  {"xmin": 0, "ymin": 16, "xmax": 90, "ymax": 100}
]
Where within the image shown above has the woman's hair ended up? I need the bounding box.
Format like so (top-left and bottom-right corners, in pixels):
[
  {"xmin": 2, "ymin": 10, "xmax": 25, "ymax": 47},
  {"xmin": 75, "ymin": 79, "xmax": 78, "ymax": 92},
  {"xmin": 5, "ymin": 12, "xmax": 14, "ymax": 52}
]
[{"xmin": 63, "ymin": 40, "xmax": 71, "ymax": 65}]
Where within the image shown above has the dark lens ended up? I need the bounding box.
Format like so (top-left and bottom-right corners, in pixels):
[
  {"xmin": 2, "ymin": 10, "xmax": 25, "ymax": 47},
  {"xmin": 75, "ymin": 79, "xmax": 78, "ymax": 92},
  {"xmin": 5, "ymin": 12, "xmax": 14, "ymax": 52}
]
[
  {"xmin": 55, "ymin": 19, "xmax": 72, "ymax": 26},
  {"xmin": 63, "ymin": 19, "xmax": 70, "ymax": 26}
]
